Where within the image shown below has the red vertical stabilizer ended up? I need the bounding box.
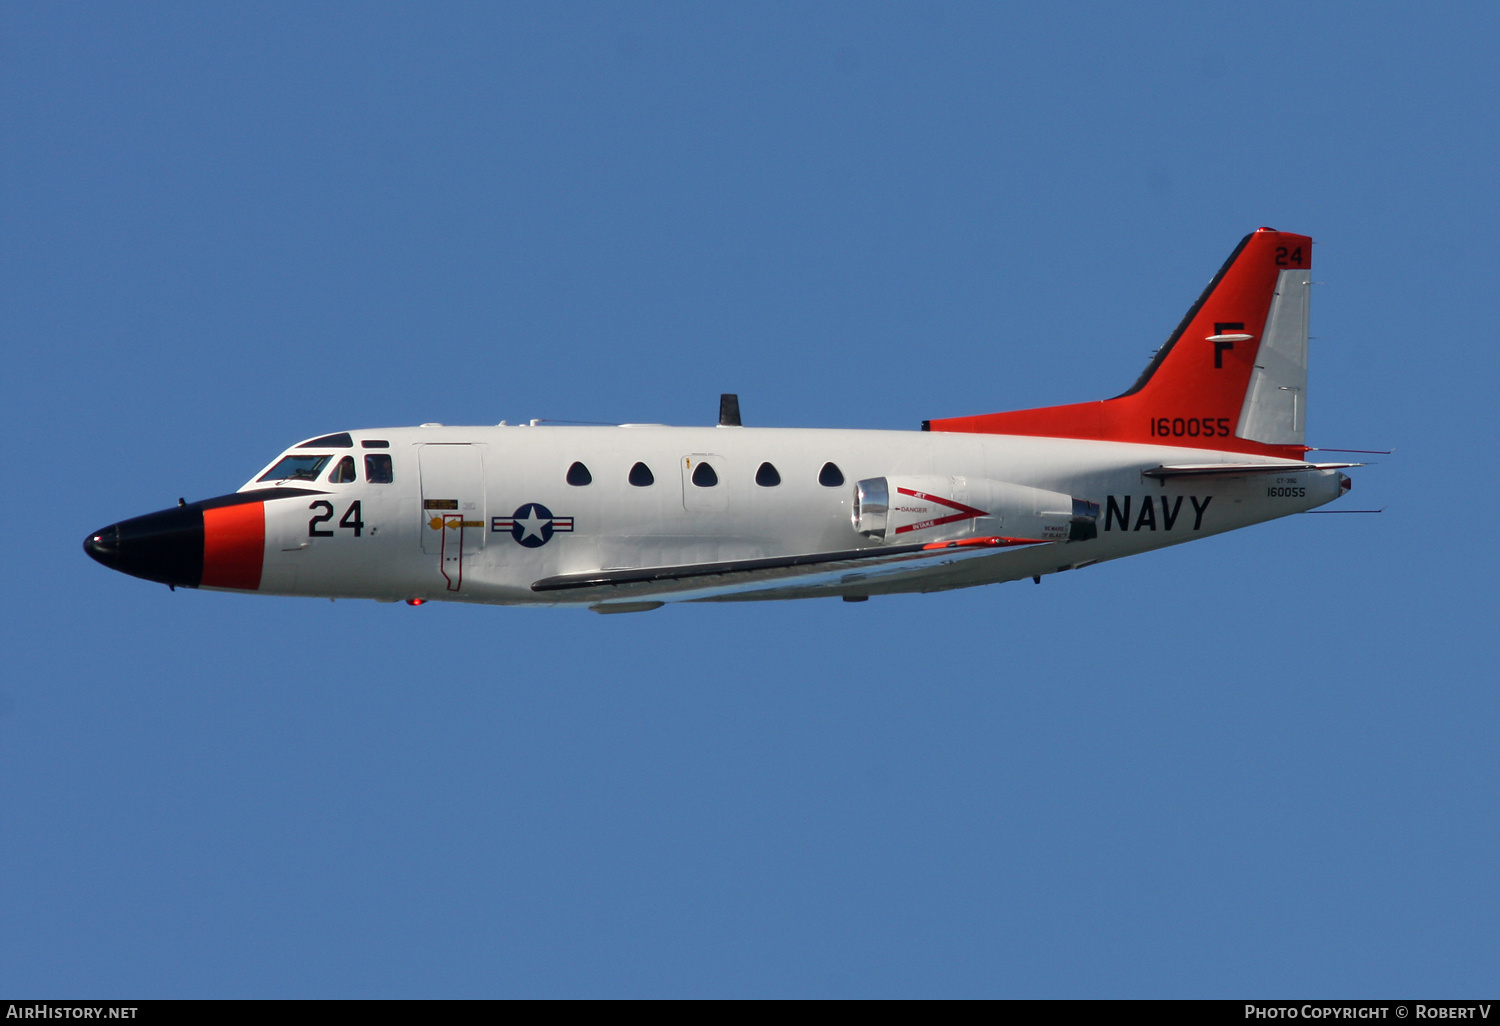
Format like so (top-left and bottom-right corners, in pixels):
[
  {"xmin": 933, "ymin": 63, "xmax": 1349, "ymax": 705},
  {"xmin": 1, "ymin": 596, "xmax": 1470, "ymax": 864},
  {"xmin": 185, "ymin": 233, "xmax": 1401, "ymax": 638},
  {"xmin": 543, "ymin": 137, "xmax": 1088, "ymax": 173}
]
[{"xmin": 927, "ymin": 228, "xmax": 1312, "ymax": 459}]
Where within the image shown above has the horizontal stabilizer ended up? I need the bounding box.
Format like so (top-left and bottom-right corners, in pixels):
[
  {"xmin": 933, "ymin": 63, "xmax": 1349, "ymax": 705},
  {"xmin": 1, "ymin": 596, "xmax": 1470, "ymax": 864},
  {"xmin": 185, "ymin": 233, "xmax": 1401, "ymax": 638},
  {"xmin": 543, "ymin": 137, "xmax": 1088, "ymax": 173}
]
[{"xmin": 1141, "ymin": 461, "xmax": 1358, "ymax": 480}]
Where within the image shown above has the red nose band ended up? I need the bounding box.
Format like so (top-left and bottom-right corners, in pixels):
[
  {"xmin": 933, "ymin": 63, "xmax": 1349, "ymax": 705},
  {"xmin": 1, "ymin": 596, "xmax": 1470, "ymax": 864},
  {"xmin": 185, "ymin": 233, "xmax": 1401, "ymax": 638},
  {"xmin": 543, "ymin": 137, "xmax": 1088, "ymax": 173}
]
[{"xmin": 202, "ymin": 502, "xmax": 265, "ymax": 590}]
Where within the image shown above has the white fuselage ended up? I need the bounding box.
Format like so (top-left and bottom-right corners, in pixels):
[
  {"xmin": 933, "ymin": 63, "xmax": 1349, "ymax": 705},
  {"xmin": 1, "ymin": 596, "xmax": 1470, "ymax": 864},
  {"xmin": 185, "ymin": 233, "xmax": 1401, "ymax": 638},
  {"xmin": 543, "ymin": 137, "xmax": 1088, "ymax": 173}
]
[{"xmin": 236, "ymin": 424, "xmax": 1343, "ymax": 607}]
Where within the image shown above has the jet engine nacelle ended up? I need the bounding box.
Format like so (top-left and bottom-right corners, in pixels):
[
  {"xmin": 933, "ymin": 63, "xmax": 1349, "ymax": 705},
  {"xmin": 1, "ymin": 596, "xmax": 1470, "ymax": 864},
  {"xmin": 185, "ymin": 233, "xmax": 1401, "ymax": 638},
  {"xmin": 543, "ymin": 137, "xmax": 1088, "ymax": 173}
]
[{"xmin": 852, "ymin": 476, "xmax": 1099, "ymax": 544}]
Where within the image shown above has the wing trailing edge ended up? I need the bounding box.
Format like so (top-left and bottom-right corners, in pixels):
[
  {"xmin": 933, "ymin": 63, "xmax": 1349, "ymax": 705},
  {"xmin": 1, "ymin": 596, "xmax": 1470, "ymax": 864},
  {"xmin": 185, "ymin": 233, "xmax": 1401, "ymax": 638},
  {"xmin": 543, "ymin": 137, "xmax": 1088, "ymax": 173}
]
[{"xmin": 533, "ymin": 535, "xmax": 1050, "ymax": 601}]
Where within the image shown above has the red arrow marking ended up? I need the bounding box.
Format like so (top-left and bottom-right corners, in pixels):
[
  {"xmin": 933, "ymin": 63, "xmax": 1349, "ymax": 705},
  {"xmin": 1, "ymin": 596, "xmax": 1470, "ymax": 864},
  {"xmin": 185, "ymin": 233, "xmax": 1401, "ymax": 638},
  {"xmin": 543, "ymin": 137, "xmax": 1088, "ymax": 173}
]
[{"xmin": 893, "ymin": 487, "xmax": 990, "ymax": 535}]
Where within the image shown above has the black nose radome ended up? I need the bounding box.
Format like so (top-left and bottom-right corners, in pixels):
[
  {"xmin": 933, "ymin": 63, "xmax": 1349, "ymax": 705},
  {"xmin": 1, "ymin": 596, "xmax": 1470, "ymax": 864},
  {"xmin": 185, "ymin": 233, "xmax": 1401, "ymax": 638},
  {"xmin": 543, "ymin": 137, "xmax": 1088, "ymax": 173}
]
[
  {"xmin": 84, "ymin": 525, "xmax": 120, "ymax": 567},
  {"xmin": 83, "ymin": 505, "xmax": 204, "ymax": 588}
]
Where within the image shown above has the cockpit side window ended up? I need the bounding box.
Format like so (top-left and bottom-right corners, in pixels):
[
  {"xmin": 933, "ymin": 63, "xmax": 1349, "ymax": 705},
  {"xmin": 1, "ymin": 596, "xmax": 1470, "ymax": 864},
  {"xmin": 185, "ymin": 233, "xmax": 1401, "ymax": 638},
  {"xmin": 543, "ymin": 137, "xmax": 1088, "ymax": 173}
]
[
  {"xmin": 329, "ymin": 456, "xmax": 357, "ymax": 483},
  {"xmin": 258, "ymin": 454, "xmax": 331, "ymax": 482},
  {"xmin": 365, "ymin": 454, "xmax": 394, "ymax": 484}
]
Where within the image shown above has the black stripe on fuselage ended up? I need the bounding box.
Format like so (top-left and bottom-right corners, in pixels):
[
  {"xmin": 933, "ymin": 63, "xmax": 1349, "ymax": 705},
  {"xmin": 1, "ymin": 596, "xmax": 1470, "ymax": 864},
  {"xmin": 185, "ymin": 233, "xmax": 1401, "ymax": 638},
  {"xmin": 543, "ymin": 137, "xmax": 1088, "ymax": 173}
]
[{"xmin": 198, "ymin": 487, "xmax": 327, "ymax": 509}]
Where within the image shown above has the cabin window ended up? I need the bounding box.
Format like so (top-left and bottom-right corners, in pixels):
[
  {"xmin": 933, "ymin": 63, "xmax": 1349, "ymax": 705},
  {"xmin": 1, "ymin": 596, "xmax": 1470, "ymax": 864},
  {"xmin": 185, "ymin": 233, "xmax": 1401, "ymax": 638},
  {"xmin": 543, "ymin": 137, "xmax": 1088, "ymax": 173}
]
[
  {"xmin": 819, "ymin": 462, "xmax": 845, "ymax": 487},
  {"xmin": 567, "ymin": 461, "xmax": 593, "ymax": 486},
  {"xmin": 364, "ymin": 454, "xmax": 394, "ymax": 484},
  {"xmin": 329, "ymin": 456, "xmax": 357, "ymax": 483},
  {"xmin": 691, "ymin": 462, "xmax": 718, "ymax": 487},
  {"xmin": 629, "ymin": 462, "xmax": 655, "ymax": 487},
  {"xmin": 258, "ymin": 454, "xmax": 331, "ymax": 482},
  {"xmin": 755, "ymin": 462, "xmax": 781, "ymax": 487}
]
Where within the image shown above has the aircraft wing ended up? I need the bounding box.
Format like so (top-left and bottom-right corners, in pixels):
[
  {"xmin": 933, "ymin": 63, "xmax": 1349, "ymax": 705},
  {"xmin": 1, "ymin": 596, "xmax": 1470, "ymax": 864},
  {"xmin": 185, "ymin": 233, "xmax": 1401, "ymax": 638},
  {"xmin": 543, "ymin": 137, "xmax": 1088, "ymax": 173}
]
[
  {"xmin": 531, "ymin": 535, "xmax": 1051, "ymax": 607},
  {"xmin": 1141, "ymin": 461, "xmax": 1359, "ymax": 480}
]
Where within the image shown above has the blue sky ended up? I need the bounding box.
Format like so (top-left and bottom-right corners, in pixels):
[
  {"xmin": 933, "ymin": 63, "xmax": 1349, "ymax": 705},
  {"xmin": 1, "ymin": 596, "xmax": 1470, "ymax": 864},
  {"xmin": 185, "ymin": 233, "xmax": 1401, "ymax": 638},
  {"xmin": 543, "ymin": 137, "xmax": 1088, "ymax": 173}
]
[{"xmin": 2, "ymin": 2, "xmax": 1496, "ymax": 997}]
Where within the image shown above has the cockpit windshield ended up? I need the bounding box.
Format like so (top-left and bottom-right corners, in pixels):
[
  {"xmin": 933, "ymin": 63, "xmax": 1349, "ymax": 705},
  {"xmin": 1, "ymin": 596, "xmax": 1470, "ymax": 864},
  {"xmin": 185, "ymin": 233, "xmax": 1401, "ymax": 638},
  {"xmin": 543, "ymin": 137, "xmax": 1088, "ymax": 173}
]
[{"xmin": 258, "ymin": 454, "xmax": 331, "ymax": 482}]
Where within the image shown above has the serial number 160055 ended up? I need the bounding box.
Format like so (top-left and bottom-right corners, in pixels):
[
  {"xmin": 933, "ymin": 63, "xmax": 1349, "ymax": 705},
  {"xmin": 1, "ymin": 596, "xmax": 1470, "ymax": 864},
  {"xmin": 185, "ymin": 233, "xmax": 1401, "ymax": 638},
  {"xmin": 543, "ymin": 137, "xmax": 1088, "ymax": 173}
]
[
  {"xmin": 1267, "ymin": 486, "xmax": 1306, "ymax": 497},
  {"xmin": 1149, "ymin": 417, "xmax": 1232, "ymax": 438}
]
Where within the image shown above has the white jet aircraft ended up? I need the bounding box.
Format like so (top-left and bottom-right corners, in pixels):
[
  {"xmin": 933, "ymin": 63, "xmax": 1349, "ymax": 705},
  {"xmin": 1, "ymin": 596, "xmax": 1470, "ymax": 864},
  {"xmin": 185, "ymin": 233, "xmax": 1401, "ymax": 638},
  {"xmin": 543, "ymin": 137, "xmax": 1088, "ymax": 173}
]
[{"xmin": 85, "ymin": 227, "xmax": 1356, "ymax": 612}]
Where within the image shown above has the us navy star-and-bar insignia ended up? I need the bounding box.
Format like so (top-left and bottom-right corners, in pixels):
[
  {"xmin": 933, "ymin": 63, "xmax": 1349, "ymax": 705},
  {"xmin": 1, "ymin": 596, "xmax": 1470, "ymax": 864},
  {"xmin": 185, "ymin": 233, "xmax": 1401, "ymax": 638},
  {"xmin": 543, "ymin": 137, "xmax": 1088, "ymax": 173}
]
[{"xmin": 491, "ymin": 503, "xmax": 574, "ymax": 548}]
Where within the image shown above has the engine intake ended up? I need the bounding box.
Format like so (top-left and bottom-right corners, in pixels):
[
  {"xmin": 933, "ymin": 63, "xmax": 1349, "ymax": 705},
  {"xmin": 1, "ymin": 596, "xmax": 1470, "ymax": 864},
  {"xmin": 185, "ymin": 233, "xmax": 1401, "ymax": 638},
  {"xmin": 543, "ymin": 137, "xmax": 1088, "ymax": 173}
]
[{"xmin": 852, "ymin": 477, "xmax": 889, "ymax": 538}]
